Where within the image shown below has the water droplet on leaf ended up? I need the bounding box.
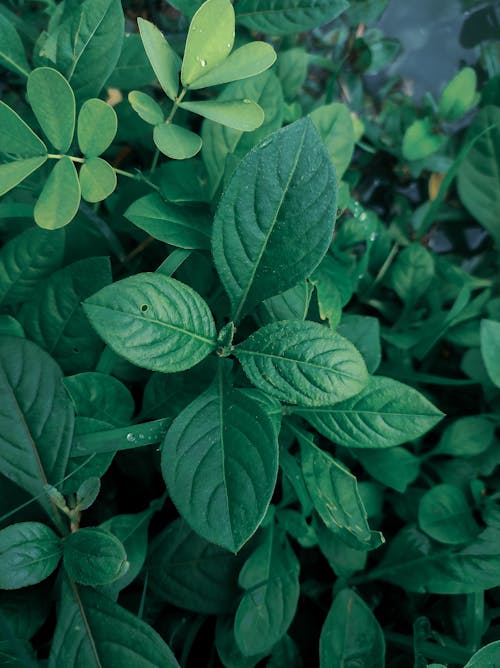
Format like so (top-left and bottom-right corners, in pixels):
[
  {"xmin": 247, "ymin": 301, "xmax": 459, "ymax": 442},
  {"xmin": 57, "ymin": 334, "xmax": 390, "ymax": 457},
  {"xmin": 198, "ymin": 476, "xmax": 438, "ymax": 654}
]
[
  {"xmin": 200, "ymin": 58, "xmax": 207, "ymax": 67},
  {"xmin": 126, "ymin": 433, "xmax": 136, "ymax": 443}
]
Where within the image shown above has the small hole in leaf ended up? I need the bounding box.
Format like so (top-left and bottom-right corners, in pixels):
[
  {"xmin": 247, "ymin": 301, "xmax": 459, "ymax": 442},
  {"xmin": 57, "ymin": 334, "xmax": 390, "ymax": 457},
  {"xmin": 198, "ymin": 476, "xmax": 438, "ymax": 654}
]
[
  {"xmin": 73, "ymin": 347, "xmax": 79, "ymax": 353},
  {"xmin": 140, "ymin": 304, "xmax": 149, "ymax": 312}
]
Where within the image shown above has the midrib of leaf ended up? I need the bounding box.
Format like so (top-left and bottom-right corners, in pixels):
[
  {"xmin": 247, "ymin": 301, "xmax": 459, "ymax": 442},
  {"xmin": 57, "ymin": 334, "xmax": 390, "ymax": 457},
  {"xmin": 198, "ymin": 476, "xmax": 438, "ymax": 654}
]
[
  {"xmin": 0, "ymin": 238, "xmax": 53, "ymax": 308},
  {"xmin": 67, "ymin": 2, "xmax": 111, "ymax": 83},
  {"xmin": 47, "ymin": 283, "xmax": 81, "ymax": 354},
  {"xmin": 217, "ymin": 369, "xmax": 232, "ymax": 547},
  {"xmin": 0, "ymin": 50, "xmax": 29, "ymax": 77},
  {"xmin": 295, "ymin": 406, "xmax": 440, "ymax": 418},
  {"xmin": 233, "ymin": 125, "xmax": 307, "ymax": 322},
  {"xmin": 69, "ymin": 577, "xmax": 103, "ymax": 668},
  {"xmin": 237, "ymin": 347, "xmax": 359, "ymax": 378}
]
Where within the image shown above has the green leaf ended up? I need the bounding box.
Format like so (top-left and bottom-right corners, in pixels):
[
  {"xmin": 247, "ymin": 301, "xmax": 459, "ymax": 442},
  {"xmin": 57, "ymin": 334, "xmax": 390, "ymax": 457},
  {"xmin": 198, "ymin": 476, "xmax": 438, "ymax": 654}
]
[
  {"xmin": 49, "ymin": 579, "xmax": 180, "ymax": 667},
  {"xmin": 83, "ymin": 273, "xmax": 217, "ymax": 373},
  {"xmin": 55, "ymin": 0, "xmax": 124, "ymax": 101},
  {"xmin": 235, "ymin": 523, "xmax": 300, "ymax": 656},
  {"xmin": 79, "ymin": 157, "xmax": 117, "ymax": 203},
  {"xmin": 27, "ymin": 67, "xmax": 75, "ymax": 153},
  {"xmin": 137, "ymin": 17, "xmax": 180, "ymax": 101},
  {"xmin": 402, "ymin": 118, "xmax": 446, "ymax": 161},
  {"xmin": 337, "ymin": 314, "xmax": 381, "ymax": 374},
  {"xmin": 0, "ymin": 227, "xmax": 65, "ymax": 308},
  {"xmin": 148, "ymin": 518, "xmax": 249, "ymax": 613},
  {"xmin": 435, "ymin": 416, "xmax": 495, "ymax": 456},
  {"xmin": 63, "ymin": 527, "xmax": 129, "ymax": 586},
  {"xmin": 464, "ymin": 641, "xmax": 500, "ymax": 667},
  {"xmin": 216, "ymin": 616, "xmax": 266, "ymax": 668},
  {"xmin": 256, "ymin": 281, "xmax": 312, "ymax": 325},
  {"xmin": 0, "ymin": 315, "xmax": 24, "ymax": 339},
  {"xmin": 356, "ymin": 447, "xmax": 420, "ymax": 493},
  {"xmin": 153, "ymin": 124, "xmax": 202, "ymax": 160},
  {"xmin": 235, "ymin": 0, "xmax": 349, "ymax": 35},
  {"xmin": 299, "ymin": 431, "xmax": 383, "ymax": 550},
  {"xmin": 319, "ymin": 589, "xmax": 385, "ymax": 668},
  {"xmin": 0, "ymin": 14, "xmax": 30, "ymax": 77},
  {"xmin": 77, "ymin": 98, "xmax": 117, "ymax": 157},
  {"xmin": 389, "ymin": 242, "xmax": 435, "ymax": 304},
  {"xmin": 309, "ymin": 103, "xmax": 355, "ymax": 179},
  {"xmin": 125, "ymin": 193, "xmax": 211, "ymax": 250},
  {"xmin": 106, "ymin": 33, "xmax": 155, "ymax": 91},
  {"xmin": 181, "ymin": 0, "xmax": 235, "ymax": 87},
  {"xmin": 161, "ymin": 374, "xmax": 278, "ymax": 552},
  {"xmin": 17, "ymin": 257, "xmax": 111, "ymax": 374},
  {"xmin": 179, "ymin": 99, "xmax": 264, "ymax": 132},
  {"xmin": 277, "ymin": 47, "xmax": 309, "ymax": 102},
  {"xmin": 0, "ymin": 100, "xmax": 47, "ymax": 157},
  {"xmin": 480, "ymin": 318, "xmax": 500, "ymax": 387},
  {"xmin": 0, "ymin": 336, "xmax": 74, "ymax": 518},
  {"xmin": 438, "ymin": 67, "xmax": 477, "ymax": 121},
  {"xmin": 212, "ymin": 118, "xmax": 337, "ymax": 322},
  {"xmin": 76, "ymin": 478, "xmax": 101, "ymax": 510},
  {"xmin": 300, "ymin": 376, "xmax": 444, "ymax": 449},
  {"xmin": 235, "ymin": 321, "xmax": 368, "ymax": 406},
  {"xmin": 0, "ymin": 522, "xmax": 62, "ymax": 590},
  {"xmin": 34, "ymin": 157, "xmax": 81, "ymax": 230},
  {"xmin": 188, "ymin": 42, "xmax": 276, "ymax": 89},
  {"xmin": 0, "ymin": 155, "xmax": 47, "ymax": 197},
  {"xmin": 64, "ymin": 372, "xmax": 134, "ymax": 427},
  {"xmin": 128, "ymin": 90, "xmax": 164, "ymax": 125},
  {"xmin": 418, "ymin": 484, "xmax": 480, "ymax": 545}
]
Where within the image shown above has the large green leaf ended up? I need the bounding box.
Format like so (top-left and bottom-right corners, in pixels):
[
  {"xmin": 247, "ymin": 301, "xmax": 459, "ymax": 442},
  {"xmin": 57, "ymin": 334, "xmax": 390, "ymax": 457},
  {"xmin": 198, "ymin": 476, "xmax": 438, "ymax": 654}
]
[
  {"xmin": 309, "ymin": 103, "xmax": 355, "ymax": 179},
  {"xmin": 34, "ymin": 157, "xmax": 81, "ymax": 230},
  {"xmin": 147, "ymin": 518, "xmax": 249, "ymax": 614},
  {"xmin": 212, "ymin": 118, "xmax": 337, "ymax": 322},
  {"xmin": 64, "ymin": 372, "xmax": 134, "ymax": 427},
  {"xmin": 464, "ymin": 641, "xmax": 500, "ymax": 667},
  {"xmin": 234, "ymin": 523, "xmax": 300, "ymax": 656},
  {"xmin": 181, "ymin": 0, "xmax": 235, "ymax": 87},
  {"xmin": 0, "ymin": 522, "xmax": 62, "ymax": 590},
  {"xmin": 300, "ymin": 376, "xmax": 444, "ymax": 448},
  {"xmin": 55, "ymin": 0, "xmax": 124, "ymax": 101},
  {"xmin": 27, "ymin": 67, "xmax": 75, "ymax": 153},
  {"xmin": 161, "ymin": 374, "xmax": 278, "ymax": 552},
  {"xmin": 0, "ymin": 14, "xmax": 30, "ymax": 77},
  {"xmin": 235, "ymin": 0, "xmax": 349, "ymax": 34},
  {"xmin": 418, "ymin": 484, "xmax": 480, "ymax": 545},
  {"xmin": 179, "ymin": 99, "xmax": 264, "ymax": 132},
  {"xmin": 0, "ymin": 101, "xmax": 47, "ymax": 157},
  {"xmin": 235, "ymin": 321, "xmax": 368, "ymax": 406},
  {"xmin": 0, "ymin": 336, "xmax": 74, "ymax": 518},
  {"xmin": 137, "ymin": 18, "xmax": 180, "ymax": 101},
  {"xmin": 49, "ymin": 579, "xmax": 180, "ymax": 667},
  {"xmin": 63, "ymin": 527, "xmax": 129, "ymax": 586},
  {"xmin": 480, "ymin": 318, "xmax": 500, "ymax": 388},
  {"xmin": 125, "ymin": 193, "xmax": 211, "ymax": 250},
  {"xmin": 77, "ymin": 99, "xmax": 117, "ymax": 157},
  {"xmin": 319, "ymin": 589, "xmax": 385, "ymax": 668},
  {"xmin": 83, "ymin": 273, "xmax": 217, "ymax": 373},
  {"xmin": 0, "ymin": 227, "xmax": 65, "ymax": 308},
  {"xmin": 0, "ymin": 155, "xmax": 47, "ymax": 197}
]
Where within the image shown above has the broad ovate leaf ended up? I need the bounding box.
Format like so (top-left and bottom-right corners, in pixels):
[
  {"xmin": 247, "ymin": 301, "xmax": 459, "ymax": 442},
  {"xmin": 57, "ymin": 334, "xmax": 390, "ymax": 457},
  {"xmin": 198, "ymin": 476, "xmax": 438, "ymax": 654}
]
[
  {"xmin": 161, "ymin": 377, "xmax": 278, "ymax": 552},
  {"xmin": 63, "ymin": 528, "xmax": 129, "ymax": 586},
  {"xmin": 402, "ymin": 118, "xmax": 446, "ymax": 161},
  {"xmin": 79, "ymin": 157, "xmax": 117, "ymax": 203},
  {"xmin": 418, "ymin": 484, "xmax": 480, "ymax": 545},
  {"xmin": 34, "ymin": 157, "xmax": 81, "ymax": 230},
  {"xmin": 83, "ymin": 273, "xmax": 217, "ymax": 373},
  {"xmin": 300, "ymin": 376, "xmax": 444, "ymax": 448},
  {"xmin": 137, "ymin": 17, "xmax": 180, "ymax": 101},
  {"xmin": 438, "ymin": 67, "xmax": 477, "ymax": 121},
  {"xmin": 235, "ymin": 0, "xmax": 349, "ymax": 35},
  {"xmin": 128, "ymin": 90, "xmax": 164, "ymax": 126},
  {"xmin": 77, "ymin": 98, "xmax": 117, "ymax": 157},
  {"xmin": 235, "ymin": 321, "xmax": 368, "ymax": 406},
  {"xmin": 153, "ymin": 124, "xmax": 202, "ymax": 160},
  {"xmin": 179, "ymin": 99, "xmax": 264, "ymax": 132},
  {"xmin": 212, "ymin": 117, "xmax": 337, "ymax": 322}
]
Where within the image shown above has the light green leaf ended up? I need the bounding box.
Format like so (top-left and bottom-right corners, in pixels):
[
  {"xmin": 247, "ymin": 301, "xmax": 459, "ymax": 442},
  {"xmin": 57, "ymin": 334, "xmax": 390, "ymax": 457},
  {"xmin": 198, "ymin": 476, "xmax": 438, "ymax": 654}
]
[
  {"xmin": 153, "ymin": 123, "xmax": 202, "ymax": 160},
  {"xmin": 0, "ymin": 522, "xmax": 62, "ymax": 590},
  {"xmin": 181, "ymin": 0, "xmax": 235, "ymax": 87},
  {"xmin": 235, "ymin": 523, "xmax": 300, "ymax": 656},
  {"xmin": 235, "ymin": 0, "xmax": 349, "ymax": 34},
  {"xmin": 125, "ymin": 193, "xmax": 211, "ymax": 250},
  {"xmin": 83, "ymin": 273, "xmax": 217, "ymax": 373},
  {"xmin": 128, "ymin": 90, "xmax": 164, "ymax": 125},
  {"xmin": 418, "ymin": 484, "xmax": 480, "ymax": 545},
  {"xmin": 0, "ymin": 100, "xmax": 47, "ymax": 157},
  {"xmin": 435, "ymin": 415, "xmax": 495, "ymax": 456},
  {"xmin": 480, "ymin": 318, "xmax": 500, "ymax": 387},
  {"xmin": 389, "ymin": 242, "xmax": 435, "ymax": 304},
  {"xmin": 34, "ymin": 157, "xmax": 81, "ymax": 229},
  {"xmin": 464, "ymin": 641, "xmax": 500, "ymax": 667},
  {"xmin": 137, "ymin": 17, "xmax": 180, "ymax": 100},
  {"xmin": 27, "ymin": 67, "xmax": 75, "ymax": 153},
  {"xmin": 188, "ymin": 42, "xmax": 276, "ymax": 89},
  {"xmin": 310, "ymin": 103, "xmax": 355, "ymax": 179},
  {"xmin": 438, "ymin": 67, "xmax": 477, "ymax": 121},
  {"xmin": 77, "ymin": 98, "xmax": 117, "ymax": 157},
  {"xmin": 79, "ymin": 157, "xmax": 117, "ymax": 203},
  {"xmin": 64, "ymin": 372, "xmax": 134, "ymax": 427},
  {"xmin": 63, "ymin": 528, "xmax": 129, "ymax": 586},
  {"xmin": 0, "ymin": 336, "xmax": 74, "ymax": 519},
  {"xmin": 0, "ymin": 155, "xmax": 47, "ymax": 197},
  {"xmin": 235, "ymin": 321, "xmax": 368, "ymax": 406},
  {"xmin": 0, "ymin": 14, "xmax": 30, "ymax": 77},
  {"xmin": 0, "ymin": 227, "xmax": 65, "ymax": 308},
  {"xmin": 212, "ymin": 118, "xmax": 337, "ymax": 322},
  {"xmin": 319, "ymin": 589, "xmax": 385, "ymax": 668},
  {"xmin": 402, "ymin": 118, "xmax": 446, "ymax": 161},
  {"xmin": 180, "ymin": 98, "xmax": 264, "ymax": 131},
  {"xmin": 300, "ymin": 376, "xmax": 444, "ymax": 449},
  {"xmin": 161, "ymin": 375, "xmax": 278, "ymax": 552}
]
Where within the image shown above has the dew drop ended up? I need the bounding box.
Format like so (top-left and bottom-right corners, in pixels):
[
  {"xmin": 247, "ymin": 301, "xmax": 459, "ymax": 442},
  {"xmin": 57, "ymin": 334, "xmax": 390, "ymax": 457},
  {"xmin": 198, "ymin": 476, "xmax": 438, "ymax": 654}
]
[
  {"xmin": 242, "ymin": 98, "xmax": 252, "ymax": 104},
  {"xmin": 369, "ymin": 232, "xmax": 377, "ymax": 241},
  {"xmin": 227, "ymin": 43, "xmax": 231, "ymax": 48},
  {"xmin": 200, "ymin": 58, "xmax": 207, "ymax": 67},
  {"xmin": 126, "ymin": 433, "xmax": 136, "ymax": 443},
  {"xmin": 359, "ymin": 212, "xmax": 367, "ymax": 221}
]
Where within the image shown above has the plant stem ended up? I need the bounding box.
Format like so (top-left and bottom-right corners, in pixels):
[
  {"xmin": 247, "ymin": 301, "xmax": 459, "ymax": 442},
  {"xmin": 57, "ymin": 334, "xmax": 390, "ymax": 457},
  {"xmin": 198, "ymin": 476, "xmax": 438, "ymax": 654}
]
[
  {"xmin": 385, "ymin": 632, "xmax": 472, "ymax": 665},
  {"xmin": 113, "ymin": 168, "xmax": 159, "ymax": 192},
  {"xmin": 47, "ymin": 153, "xmax": 85, "ymax": 163},
  {"xmin": 166, "ymin": 87, "xmax": 188, "ymax": 124}
]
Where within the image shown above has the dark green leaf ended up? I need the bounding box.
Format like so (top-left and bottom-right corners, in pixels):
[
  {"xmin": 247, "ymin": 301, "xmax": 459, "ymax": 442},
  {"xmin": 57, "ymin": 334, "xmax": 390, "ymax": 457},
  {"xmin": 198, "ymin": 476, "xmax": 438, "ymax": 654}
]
[
  {"xmin": 337, "ymin": 314, "xmax": 381, "ymax": 374},
  {"xmin": 418, "ymin": 484, "xmax": 480, "ymax": 544},
  {"xmin": 0, "ymin": 155, "xmax": 47, "ymax": 197},
  {"xmin": 0, "ymin": 101, "xmax": 47, "ymax": 157},
  {"xmin": 76, "ymin": 478, "xmax": 101, "ymax": 510},
  {"xmin": 256, "ymin": 281, "xmax": 312, "ymax": 325},
  {"xmin": 464, "ymin": 641, "xmax": 500, "ymax": 667},
  {"xmin": 34, "ymin": 157, "xmax": 81, "ymax": 230},
  {"xmin": 435, "ymin": 416, "xmax": 495, "ymax": 456},
  {"xmin": 64, "ymin": 371, "xmax": 134, "ymax": 426},
  {"xmin": 480, "ymin": 318, "xmax": 500, "ymax": 387},
  {"xmin": 63, "ymin": 527, "xmax": 129, "ymax": 586},
  {"xmin": 235, "ymin": 0, "xmax": 349, "ymax": 35},
  {"xmin": 0, "ymin": 14, "xmax": 30, "ymax": 77},
  {"xmin": 356, "ymin": 447, "xmax": 420, "ymax": 493},
  {"xmin": 389, "ymin": 242, "xmax": 435, "ymax": 304}
]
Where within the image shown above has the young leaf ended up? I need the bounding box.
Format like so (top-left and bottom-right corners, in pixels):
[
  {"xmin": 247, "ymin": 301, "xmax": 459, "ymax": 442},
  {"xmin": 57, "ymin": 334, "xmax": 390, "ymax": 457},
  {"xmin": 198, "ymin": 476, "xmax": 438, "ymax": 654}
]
[
  {"xmin": 337, "ymin": 314, "xmax": 381, "ymax": 374},
  {"xmin": 212, "ymin": 118, "xmax": 337, "ymax": 322},
  {"xmin": 435, "ymin": 416, "xmax": 495, "ymax": 456},
  {"xmin": 64, "ymin": 372, "xmax": 134, "ymax": 427},
  {"xmin": 34, "ymin": 157, "xmax": 81, "ymax": 230},
  {"xmin": 389, "ymin": 242, "xmax": 434, "ymax": 304},
  {"xmin": 181, "ymin": 0, "xmax": 235, "ymax": 87},
  {"xmin": 319, "ymin": 589, "xmax": 385, "ymax": 668},
  {"xmin": 235, "ymin": 321, "xmax": 368, "ymax": 406},
  {"xmin": 27, "ymin": 67, "xmax": 75, "ymax": 153},
  {"xmin": 83, "ymin": 273, "xmax": 217, "ymax": 373},
  {"xmin": 0, "ymin": 100, "xmax": 47, "ymax": 157},
  {"xmin": 0, "ymin": 522, "xmax": 62, "ymax": 590},
  {"xmin": 300, "ymin": 376, "xmax": 444, "ymax": 449},
  {"xmin": 0, "ymin": 155, "xmax": 48, "ymax": 197},
  {"xmin": 310, "ymin": 103, "xmax": 355, "ymax": 179},
  {"xmin": 128, "ymin": 90, "xmax": 164, "ymax": 125},
  {"xmin": 179, "ymin": 99, "xmax": 264, "ymax": 132},
  {"xmin": 161, "ymin": 376, "xmax": 278, "ymax": 552},
  {"xmin": 0, "ymin": 337, "xmax": 74, "ymax": 521},
  {"xmin": 0, "ymin": 14, "xmax": 31, "ymax": 77},
  {"xmin": 256, "ymin": 281, "xmax": 312, "ymax": 325},
  {"xmin": 137, "ymin": 17, "xmax": 180, "ymax": 101},
  {"xmin": 79, "ymin": 157, "xmax": 117, "ymax": 203},
  {"xmin": 234, "ymin": 524, "xmax": 300, "ymax": 656},
  {"xmin": 235, "ymin": 0, "xmax": 349, "ymax": 35},
  {"xmin": 153, "ymin": 123, "xmax": 202, "ymax": 160},
  {"xmin": 188, "ymin": 42, "xmax": 276, "ymax": 90},
  {"xmin": 480, "ymin": 318, "xmax": 500, "ymax": 388},
  {"xmin": 63, "ymin": 527, "xmax": 129, "ymax": 586},
  {"xmin": 418, "ymin": 484, "xmax": 480, "ymax": 545},
  {"xmin": 356, "ymin": 447, "xmax": 420, "ymax": 493},
  {"xmin": 438, "ymin": 67, "xmax": 477, "ymax": 121},
  {"xmin": 76, "ymin": 478, "xmax": 101, "ymax": 510},
  {"xmin": 402, "ymin": 118, "xmax": 446, "ymax": 161},
  {"xmin": 77, "ymin": 99, "xmax": 117, "ymax": 157}
]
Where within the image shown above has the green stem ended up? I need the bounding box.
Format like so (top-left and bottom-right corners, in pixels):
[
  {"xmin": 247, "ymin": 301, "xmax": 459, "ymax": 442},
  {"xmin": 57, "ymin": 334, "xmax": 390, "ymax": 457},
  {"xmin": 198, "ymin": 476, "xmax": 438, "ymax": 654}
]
[
  {"xmin": 47, "ymin": 153, "xmax": 85, "ymax": 163},
  {"xmin": 150, "ymin": 148, "xmax": 160, "ymax": 174},
  {"xmin": 113, "ymin": 168, "xmax": 159, "ymax": 192},
  {"xmin": 166, "ymin": 87, "xmax": 188, "ymax": 124},
  {"xmin": 362, "ymin": 242, "xmax": 399, "ymax": 299},
  {"xmin": 385, "ymin": 632, "xmax": 472, "ymax": 665}
]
